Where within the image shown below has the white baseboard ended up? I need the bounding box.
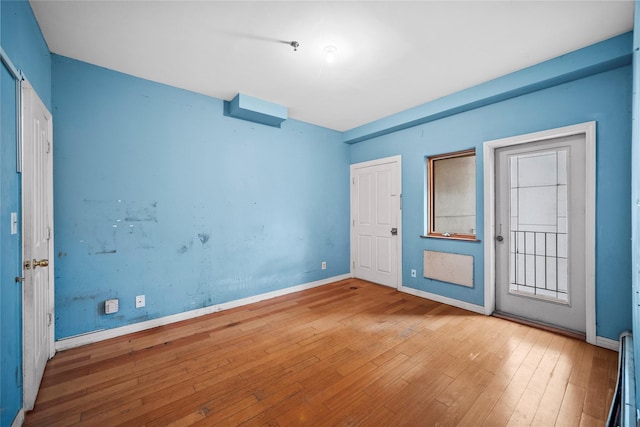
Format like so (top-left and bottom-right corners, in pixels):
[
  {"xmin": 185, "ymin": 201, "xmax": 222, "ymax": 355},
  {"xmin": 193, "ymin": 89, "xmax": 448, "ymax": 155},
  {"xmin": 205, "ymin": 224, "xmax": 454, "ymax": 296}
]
[
  {"xmin": 400, "ymin": 285, "xmax": 620, "ymax": 352},
  {"xmin": 55, "ymin": 274, "xmax": 621, "ymax": 354},
  {"xmin": 399, "ymin": 284, "xmax": 485, "ymax": 315},
  {"xmin": 11, "ymin": 409, "xmax": 24, "ymax": 427},
  {"xmin": 55, "ymin": 273, "xmax": 351, "ymax": 351},
  {"xmin": 595, "ymin": 336, "xmax": 619, "ymax": 351}
]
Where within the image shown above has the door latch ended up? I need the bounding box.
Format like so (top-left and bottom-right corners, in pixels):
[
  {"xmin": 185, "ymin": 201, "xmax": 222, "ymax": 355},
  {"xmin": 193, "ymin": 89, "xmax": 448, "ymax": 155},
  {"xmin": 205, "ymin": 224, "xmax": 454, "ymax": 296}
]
[
  {"xmin": 25, "ymin": 259, "xmax": 49, "ymax": 269},
  {"xmin": 33, "ymin": 259, "xmax": 49, "ymax": 268},
  {"xmin": 391, "ymin": 228, "xmax": 398, "ymax": 236},
  {"xmin": 496, "ymin": 235, "xmax": 504, "ymax": 242}
]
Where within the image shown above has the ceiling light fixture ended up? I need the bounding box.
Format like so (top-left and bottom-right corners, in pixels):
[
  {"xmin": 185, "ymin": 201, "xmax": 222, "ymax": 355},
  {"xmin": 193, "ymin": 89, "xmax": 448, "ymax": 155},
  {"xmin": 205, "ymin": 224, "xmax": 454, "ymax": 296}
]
[
  {"xmin": 290, "ymin": 41, "xmax": 300, "ymax": 52},
  {"xmin": 324, "ymin": 46, "xmax": 337, "ymax": 64}
]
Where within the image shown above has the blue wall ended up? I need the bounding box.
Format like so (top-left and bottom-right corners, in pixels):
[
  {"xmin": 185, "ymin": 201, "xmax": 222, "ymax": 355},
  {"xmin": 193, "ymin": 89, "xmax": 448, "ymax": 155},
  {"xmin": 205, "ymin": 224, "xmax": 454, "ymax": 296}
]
[
  {"xmin": 52, "ymin": 55, "xmax": 350, "ymax": 339},
  {"xmin": 1, "ymin": 1, "xmax": 51, "ymax": 110},
  {"xmin": 632, "ymin": 0, "xmax": 640, "ymax": 410},
  {"xmin": 0, "ymin": 1, "xmax": 50, "ymax": 425},
  {"xmin": 351, "ymin": 60, "xmax": 633, "ymax": 341},
  {"xmin": 0, "ymin": 64, "xmax": 22, "ymax": 427},
  {"xmin": 1, "ymin": 2, "xmax": 637, "ymax": 420}
]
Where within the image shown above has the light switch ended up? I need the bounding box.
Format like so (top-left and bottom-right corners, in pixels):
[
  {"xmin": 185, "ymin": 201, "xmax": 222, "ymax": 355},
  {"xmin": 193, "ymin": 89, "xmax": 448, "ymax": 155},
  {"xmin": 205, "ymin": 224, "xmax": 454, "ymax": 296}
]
[{"xmin": 10, "ymin": 212, "xmax": 17, "ymax": 235}]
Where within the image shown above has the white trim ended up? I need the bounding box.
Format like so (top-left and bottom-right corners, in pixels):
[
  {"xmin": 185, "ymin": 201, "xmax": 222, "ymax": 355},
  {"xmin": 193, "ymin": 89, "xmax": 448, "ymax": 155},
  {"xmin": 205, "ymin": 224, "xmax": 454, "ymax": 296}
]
[
  {"xmin": 349, "ymin": 155, "xmax": 402, "ymax": 170},
  {"xmin": 483, "ymin": 140, "xmax": 497, "ymax": 316},
  {"xmin": 55, "ymin": 273, "xmax": 351, "ymax": 351},
  {"xmin": 350, "ymin": 155, "xmax": 403, "ymax": 290},
  {"xmin": 399, "ymin": 284, "xmax": 485, "ymax": 315},
  {"xmin": 10, "ymin": 409, "xmax": 24, "ymax": 427},
  {"xmin": 483, "ymin": 121, "xmax": 596, "ymax": 345},
  {"xmin": 48, "ymin": 111, "xmax": 55, "ymax": 361},
  {"xmin": 0, "ymin": 46, "xmax": 24, "ymax": 81},
  {"xmin": 596, "ymin": 336, "xmax": 619, "ymax": 352}
]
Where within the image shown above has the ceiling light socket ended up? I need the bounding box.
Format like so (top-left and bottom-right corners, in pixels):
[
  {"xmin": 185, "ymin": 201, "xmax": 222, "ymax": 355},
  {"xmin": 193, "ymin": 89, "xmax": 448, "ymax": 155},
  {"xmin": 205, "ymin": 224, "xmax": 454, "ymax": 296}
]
[
  {"xmin": 290, "ymin": 41, "xmax": 300, "ymax": 51},
  {"xmin": 324, "ymin": 46, "xmax": 337, "ymax": 64}
]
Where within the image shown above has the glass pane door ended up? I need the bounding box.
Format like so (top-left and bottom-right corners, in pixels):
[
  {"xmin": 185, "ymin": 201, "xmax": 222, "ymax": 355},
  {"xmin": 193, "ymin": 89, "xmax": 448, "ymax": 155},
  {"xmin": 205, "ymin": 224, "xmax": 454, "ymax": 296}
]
[{"xmin": 508, "ymin": 149, "xmax": 569, "ymax": 303}]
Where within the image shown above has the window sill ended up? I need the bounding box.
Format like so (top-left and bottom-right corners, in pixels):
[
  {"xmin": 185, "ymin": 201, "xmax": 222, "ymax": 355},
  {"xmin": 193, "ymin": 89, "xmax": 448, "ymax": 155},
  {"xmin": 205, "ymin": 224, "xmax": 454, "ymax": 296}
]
[{"xmin": 420, "ymin": 235, "xmax": 481, "ymax": 243}]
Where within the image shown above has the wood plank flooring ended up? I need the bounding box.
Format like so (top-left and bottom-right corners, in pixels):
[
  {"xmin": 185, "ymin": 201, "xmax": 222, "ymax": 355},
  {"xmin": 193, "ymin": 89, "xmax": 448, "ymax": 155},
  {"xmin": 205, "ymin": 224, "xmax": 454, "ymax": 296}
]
[{"xmin": 24, "ymin": 279, "xmax": 618, "ymax": 426}]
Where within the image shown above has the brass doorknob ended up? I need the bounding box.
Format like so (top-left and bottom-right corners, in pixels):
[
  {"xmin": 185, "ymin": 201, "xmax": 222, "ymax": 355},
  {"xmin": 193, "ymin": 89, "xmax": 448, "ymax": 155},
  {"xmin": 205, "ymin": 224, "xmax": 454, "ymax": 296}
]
[{"xmin": 33, "ymin": 259, "xmax": 49, "ymax": 268}]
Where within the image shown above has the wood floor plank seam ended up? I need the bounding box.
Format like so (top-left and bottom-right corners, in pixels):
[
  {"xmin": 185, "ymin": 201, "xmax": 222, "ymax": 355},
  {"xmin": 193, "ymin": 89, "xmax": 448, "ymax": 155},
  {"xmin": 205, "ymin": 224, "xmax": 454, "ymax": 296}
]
[{"xmin": 24, "ymin": 279, "xmax": 617, "ymax": 427}]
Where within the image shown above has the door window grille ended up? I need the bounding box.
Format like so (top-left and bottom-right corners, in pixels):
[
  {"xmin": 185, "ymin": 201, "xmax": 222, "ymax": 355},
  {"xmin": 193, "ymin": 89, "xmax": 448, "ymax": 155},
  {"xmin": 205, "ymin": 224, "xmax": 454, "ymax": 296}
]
[{"xmin": 508, "ymin": 149, "xmax": 568, "ymax": 303}]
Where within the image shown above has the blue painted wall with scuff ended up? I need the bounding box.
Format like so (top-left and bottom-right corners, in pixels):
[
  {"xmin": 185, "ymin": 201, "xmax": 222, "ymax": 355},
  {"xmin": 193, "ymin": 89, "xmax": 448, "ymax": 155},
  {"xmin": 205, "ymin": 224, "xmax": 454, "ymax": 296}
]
[
  {"xmin": 52, "ymin": 55, "xmax": 350, "ymax": 339},
  {"xmin": 350, "ymin": 60, "xmax": 633, "ymax": 341},
  {"xmin": 1, "ymin": 1, "xmax": 638, "ymax": 421},
  {"xmin": 0, "ymin": 1, "xmax": 51, "ymax": 425}
]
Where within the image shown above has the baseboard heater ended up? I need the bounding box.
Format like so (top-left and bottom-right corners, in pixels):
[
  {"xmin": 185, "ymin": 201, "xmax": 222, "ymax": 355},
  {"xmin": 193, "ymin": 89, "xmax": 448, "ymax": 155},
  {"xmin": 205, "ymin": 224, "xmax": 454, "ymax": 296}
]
[{"xmin": 607, "ymin": 331, "xmax": 637, "ymax": 427}]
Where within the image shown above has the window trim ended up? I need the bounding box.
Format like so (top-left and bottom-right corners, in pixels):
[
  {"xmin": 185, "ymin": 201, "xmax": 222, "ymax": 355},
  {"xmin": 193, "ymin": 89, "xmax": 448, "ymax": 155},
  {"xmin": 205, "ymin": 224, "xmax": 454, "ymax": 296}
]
[{"xmin": 427, "ymin": 148, "xmax": 477, "ymax": 241}]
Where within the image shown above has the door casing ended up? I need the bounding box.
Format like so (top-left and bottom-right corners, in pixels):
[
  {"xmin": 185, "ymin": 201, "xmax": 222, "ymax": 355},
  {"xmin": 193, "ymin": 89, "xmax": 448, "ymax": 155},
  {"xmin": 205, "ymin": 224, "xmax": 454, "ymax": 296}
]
[
  {"xmin": 350, "ymin": 155, "xmax": 402, "ymax": 289},
  {"xmin": 483, "ymin": 122, "xmax": 596, "ymax": 344}
]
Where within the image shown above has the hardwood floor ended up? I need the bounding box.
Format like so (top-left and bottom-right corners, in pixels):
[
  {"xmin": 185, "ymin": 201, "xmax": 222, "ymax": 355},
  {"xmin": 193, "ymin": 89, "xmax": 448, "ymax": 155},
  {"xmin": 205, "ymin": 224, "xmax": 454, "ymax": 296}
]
[{"xmin": 24, "ymin": 279, "xmax": 617, "ymax": 426}]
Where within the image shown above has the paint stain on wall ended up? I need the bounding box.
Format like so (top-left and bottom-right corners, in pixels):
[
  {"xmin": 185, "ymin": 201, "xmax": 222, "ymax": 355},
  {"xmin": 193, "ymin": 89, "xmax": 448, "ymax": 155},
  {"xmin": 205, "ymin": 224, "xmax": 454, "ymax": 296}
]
[
  {"xmin": 89, "ymin": 231, "xmax": 117, "ymax": 255},
  {"xmin": 94, "ymin": 249, "xmax": 117, "ymax": 255},
  {"xmin": 83, "ymin": 198, "xmax": 158, "ymax": 222},
  {"xmin": 177, "ymin": 239, "xmax": 194, "ymax": 254},
  {"xmin": 124, "ymin": 201, "xmax": 158, "ymax": 222}
]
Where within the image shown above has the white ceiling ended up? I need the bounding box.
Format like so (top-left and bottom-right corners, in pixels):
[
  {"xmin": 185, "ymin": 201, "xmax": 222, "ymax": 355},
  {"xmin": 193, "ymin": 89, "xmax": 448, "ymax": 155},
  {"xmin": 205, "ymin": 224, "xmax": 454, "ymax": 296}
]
[{"xmin": 30, "ymin": 1, "xmax": 634, "ymax": 132}]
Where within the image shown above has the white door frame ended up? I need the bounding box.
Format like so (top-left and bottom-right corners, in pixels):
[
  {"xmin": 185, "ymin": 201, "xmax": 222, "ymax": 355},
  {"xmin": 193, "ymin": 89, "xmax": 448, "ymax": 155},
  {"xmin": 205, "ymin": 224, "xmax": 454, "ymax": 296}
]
[
  {"xmin": 350, "ymin": 155, "xmax": 402, "ymax": 289},
  {"xmin": 483, "ymin": 122, "xmax": 596, "ymax": 344},
  {"xmin": 21, "ymin": 78, "xmax": 55, "ymax": 409}
]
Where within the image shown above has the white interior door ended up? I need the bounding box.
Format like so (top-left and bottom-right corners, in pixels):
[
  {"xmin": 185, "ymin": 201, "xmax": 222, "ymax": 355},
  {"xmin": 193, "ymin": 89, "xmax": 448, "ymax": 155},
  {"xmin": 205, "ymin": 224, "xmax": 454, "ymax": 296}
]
[
  {"xmin": 351, "ymin": 156, "xmax": 401, "ymax": 288},
  {"xmin": 495, "ymin": 134, "xmax": 586, "ymax": 333},
  {"xmin": 22, "ymin": 80, "xmax": 54, "ymax": 410}
]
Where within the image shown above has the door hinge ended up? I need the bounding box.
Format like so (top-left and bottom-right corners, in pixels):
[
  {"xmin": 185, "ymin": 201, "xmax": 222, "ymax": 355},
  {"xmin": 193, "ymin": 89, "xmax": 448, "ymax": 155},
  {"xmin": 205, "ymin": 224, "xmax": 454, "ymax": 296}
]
[
  {"xmin": 352, "ymin": 219, "xmax": 355, "ymax": 227},
  {"xmin": 46, "ymin": 141, "xmax": 51, "ymax": 153},
  {"xmin": 400, "ymin": 193, "xmax": 402, "ymax": 210},
  {"xmin": 352, "ymin": 177, "xmax": 355, "ymax": 185},
  {"xmin": 47, "ymin": 313, "xmax": 52, "ymax": 326},
  {"xmin": 352, "ymin": 261, "xmax": 355, "ymax": 269},
  {"xmin": 47, "ymin": 226, "xmax": 51, "ymax": 240}
]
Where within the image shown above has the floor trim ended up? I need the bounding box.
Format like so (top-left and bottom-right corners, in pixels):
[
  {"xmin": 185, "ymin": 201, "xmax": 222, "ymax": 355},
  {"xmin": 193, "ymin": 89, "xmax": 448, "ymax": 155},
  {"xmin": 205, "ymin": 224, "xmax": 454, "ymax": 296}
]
[
  {"xmin": 10, "ymin": 409, "xmax": 24, "ymax": 427},
  {"xmin": 399, "ymin": 285, "xmax": 485, "ymax": 314},
  {"xmin": 492, "ymin": 311, "xmax": 586, "ymax": 341},
  {"xmin": 401, "ymin": 285, "xmax": 617, "ymax": 351},
  {"xmin": 596, "ymin": 336, "xmax": 619, "ymax": 351},
  {"xmin": 55, "ymin": 273, "xmax": 351, "ymax": 351}
]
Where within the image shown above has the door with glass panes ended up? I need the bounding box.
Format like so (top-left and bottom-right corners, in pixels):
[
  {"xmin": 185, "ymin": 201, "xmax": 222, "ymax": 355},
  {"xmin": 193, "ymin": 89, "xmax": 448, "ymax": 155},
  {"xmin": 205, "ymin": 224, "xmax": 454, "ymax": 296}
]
[{"xmin": 495, "ymin": 134, "xmax": 586, "ymax": 333}]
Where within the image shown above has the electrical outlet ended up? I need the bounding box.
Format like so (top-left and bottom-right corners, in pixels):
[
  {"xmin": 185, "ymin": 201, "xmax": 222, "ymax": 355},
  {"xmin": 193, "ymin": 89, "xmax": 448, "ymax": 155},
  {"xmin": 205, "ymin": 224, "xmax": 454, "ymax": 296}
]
[
  {"xmin": 321, "ymin": 261, "xmax": 326, "ymax": 270},
  {"xmin": 135, "ymin": 295, "xmax": 145, "ymax": 308},
  {"xmin": 411, "ymin": 269, "xmax": 417, "ymax": 278},
  {"xmin": 105, "ymin": 299, "xmax": 119, "ymax": 314}
]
